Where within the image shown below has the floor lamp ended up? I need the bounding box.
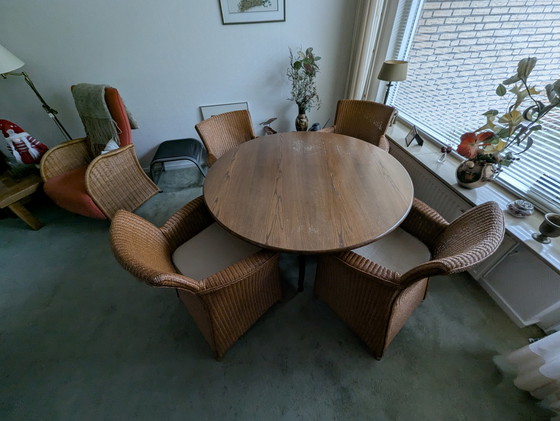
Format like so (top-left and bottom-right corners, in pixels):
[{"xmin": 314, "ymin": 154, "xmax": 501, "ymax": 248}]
[
  {"xmin": 377, "ymin": 60, "xmax": 408, "ymax": 105},
  {"xmin": 0, "ymin": 43, "xmax": 72, "ymax": 140}
]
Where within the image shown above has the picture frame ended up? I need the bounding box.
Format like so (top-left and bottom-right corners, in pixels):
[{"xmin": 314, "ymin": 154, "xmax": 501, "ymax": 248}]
[
  {"xmin": 200, "ymin": 102, "xmax": 249, "ymax": 120},
  {"xmin": 219, "ymin": 0, "xmax": 285, "ymax": 25},
  {"xmin": 405, "ymin": 125, "xmax": 424, "ymax": 147}
]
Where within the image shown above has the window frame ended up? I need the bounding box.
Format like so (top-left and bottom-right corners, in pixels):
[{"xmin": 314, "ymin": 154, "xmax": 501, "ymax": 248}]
[{"xmin": 379, "ymin": 0, "xmax": 560, "ymax": 213}]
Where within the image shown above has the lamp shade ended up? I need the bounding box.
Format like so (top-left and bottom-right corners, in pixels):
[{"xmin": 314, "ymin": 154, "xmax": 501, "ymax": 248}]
[
  {"xmin": 0, "ymin": 43, "xmax": 24, "ymax": 75},
  {"xmin": 377, "ymin": 60, "xmax": 408, "ymax": 82}
]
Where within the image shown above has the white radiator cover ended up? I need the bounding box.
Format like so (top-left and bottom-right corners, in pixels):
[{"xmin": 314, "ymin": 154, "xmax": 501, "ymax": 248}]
[
  {"xmin": 390, "ymin": 145, "xmax": 471, "ymax": 221},
  {"xmin": 390, "ymin": 144, "xmax": 560, "ymax": 333}
]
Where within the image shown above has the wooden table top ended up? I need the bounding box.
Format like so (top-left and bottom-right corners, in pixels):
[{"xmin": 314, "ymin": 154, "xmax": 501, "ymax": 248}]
[{"xmin": 203, "ymin": 131, "xmax": 414, "ymax": 254}]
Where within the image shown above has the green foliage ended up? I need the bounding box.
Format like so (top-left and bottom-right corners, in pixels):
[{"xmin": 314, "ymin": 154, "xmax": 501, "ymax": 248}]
[
  {"xmin": 287, "ymin": 47, "xmax": 321, "ymax": 113},
  {"xmin": 458, "ymin": 57, "xmax": 560, "ymax": 174},
  {"xmin": 496, "ymin": 84, "xmax": 507, "ymax": 96}
]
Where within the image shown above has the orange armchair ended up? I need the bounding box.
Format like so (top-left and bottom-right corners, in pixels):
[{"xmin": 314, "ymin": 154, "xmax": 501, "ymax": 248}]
[{"xmin": 40, "ymin": 87, "xmax": 159, "ymax": 219}]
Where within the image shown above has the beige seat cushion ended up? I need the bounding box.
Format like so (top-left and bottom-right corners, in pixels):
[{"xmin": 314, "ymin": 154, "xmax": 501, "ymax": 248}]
[
  {"xmin": 172, "ymin": 223, "xmax": 261, "ymax": 280},
  {"xmin": 353, "ymin": 228, "xmax": 431, "ymax": 273}
]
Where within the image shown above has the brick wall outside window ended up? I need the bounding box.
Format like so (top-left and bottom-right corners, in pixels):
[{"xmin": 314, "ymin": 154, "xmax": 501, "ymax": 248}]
[{"xmin": 392, "ymin": 0, "xmax": 560, "ymax": 211}]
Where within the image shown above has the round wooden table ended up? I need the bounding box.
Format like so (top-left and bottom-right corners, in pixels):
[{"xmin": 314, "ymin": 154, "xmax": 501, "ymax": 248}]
[{"xmin": 203, "ymin": 131, "xmax": 414, "ymax": 289}]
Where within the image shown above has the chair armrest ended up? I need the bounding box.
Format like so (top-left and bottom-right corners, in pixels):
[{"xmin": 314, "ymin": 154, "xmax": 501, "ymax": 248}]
[
  {"xmin": 338, "ymin": 247, "xmax": 446, "ymax": 290},
  {"xmin": 398, "ymin": 261, "xmax": 448, "ymax": 288},
  {"xmin": 85, "ymin": 145, "xmax": 160, "ymax": 219},
  {"xmin": 400, "ymin": 198, "xmax": 448, "ymax": 251},
  {"xmin": 40, "ymin": 138, "xmax": 91, "ymax": 181},
  {"xmin": 160, "ymin": 195, "xmax": 215, "ymax": 250},
  {"xmin": 378, "ymin": 134, "xmax": 391, "ymax": 152},
  {"xmin": 401, "ymin": 202, "xmax": 505, "ymax": 287},
  {"xmin": 336, "ymin": 250, "xmax": 402, "ymax": 288},
  {"xmin": 110, "ymin": 209, "xmax": 203, "ymax": 293},
  {"xmin": 318, "ymin": 126, "xmax": 335, "ymax": 133}
]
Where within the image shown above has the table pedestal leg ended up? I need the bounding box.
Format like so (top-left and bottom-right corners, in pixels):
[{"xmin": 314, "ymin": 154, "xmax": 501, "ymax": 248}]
[{"xmin": 298, "ymin": 255, "xmax": 306, "ymax": 292}]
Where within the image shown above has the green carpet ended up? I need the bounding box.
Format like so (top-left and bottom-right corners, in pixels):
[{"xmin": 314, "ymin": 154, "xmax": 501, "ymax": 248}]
[{"xmin": 0, "ymin": 167, "xmax": 554, "ymax": 420}]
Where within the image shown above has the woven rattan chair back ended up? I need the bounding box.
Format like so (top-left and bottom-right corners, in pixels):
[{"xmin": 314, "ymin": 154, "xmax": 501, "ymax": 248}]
[
  {"xmin": 332, "ymin": 100, "xmax": 395, "ymax": 151},
  {"xmin": 195, "ymin": 110, "xmax": 256, "ymax": 166}
]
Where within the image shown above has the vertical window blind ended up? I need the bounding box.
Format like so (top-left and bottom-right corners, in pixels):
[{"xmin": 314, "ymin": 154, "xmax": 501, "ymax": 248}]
[{"xmin": 388, "ymin": 0, "xmax": 560, "ymax": 212}]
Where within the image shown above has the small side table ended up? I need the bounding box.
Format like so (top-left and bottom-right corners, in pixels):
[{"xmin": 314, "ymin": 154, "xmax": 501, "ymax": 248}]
[
  {"xmin": 0, "ymin": 172, "xmax": 44, "ymax": 230},
  {"xmin": 150, "ymin": 138, "xmax": 207, "ymax": 183}
]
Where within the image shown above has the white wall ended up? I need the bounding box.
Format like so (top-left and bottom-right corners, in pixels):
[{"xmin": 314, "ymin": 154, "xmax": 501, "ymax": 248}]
[{"xmin": 0, "ymin": 0, "xmax": 358, "ymax": 166}]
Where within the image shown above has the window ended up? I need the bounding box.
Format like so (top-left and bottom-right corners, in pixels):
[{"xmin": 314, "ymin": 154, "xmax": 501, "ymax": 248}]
[{"xmin": 388, "ymin": 0, "xmax": 560, "ymax": 212}]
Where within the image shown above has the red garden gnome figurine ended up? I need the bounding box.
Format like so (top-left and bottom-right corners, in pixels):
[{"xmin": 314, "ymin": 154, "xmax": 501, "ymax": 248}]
[{"xmin": 0, "ymin": 119, "xmax": 49, "ymax": 164}]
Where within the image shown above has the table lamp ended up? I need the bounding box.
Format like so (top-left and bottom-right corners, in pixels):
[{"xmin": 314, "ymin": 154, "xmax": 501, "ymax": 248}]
[
  {"xmin": 377, "ymin": 60, "xmax": 408, "ymax": 105},
  {"xmin": 0, "ymin": 43, "xmax": 71, "ymax": 140}
]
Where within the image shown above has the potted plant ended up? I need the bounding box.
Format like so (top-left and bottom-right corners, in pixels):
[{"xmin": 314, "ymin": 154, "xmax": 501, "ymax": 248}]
[
  {"xmin": 455, "ymin": 57, "xmax": 560, "ymax": 188},
  {"xmin": 287, "ymin": 47, "xmax": 321, "ymax": 131}
]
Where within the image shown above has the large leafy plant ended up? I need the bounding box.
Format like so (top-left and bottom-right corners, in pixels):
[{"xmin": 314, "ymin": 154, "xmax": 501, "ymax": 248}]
[
  {"xmin": 287, "ymin": 47, "xmax": 321, "ymax": 114},
  {"xmin": 457, "ymin": 57, "xmax": 560, "ymax": 167}
]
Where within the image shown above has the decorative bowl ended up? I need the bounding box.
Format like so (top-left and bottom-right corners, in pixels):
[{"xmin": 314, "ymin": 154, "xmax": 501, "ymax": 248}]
[{"xmin": 507, "ymin": 199, "xmax": 534, "ymax": 218}]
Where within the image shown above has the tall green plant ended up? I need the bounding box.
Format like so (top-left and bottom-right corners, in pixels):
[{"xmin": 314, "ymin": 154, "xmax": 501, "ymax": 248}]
[{"xmin": 287, "ymin": 47, "xmax": 321, "ymax": 114}]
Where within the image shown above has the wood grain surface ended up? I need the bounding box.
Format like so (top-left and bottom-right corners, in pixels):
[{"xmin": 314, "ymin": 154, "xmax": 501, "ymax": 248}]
[{"xmin": 203, "ymin": 131, "xmax": 413, "ymax": 253}]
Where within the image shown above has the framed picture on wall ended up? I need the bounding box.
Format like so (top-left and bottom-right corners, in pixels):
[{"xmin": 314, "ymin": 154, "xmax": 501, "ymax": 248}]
[
  {"xmin": 200, "ymin": 102, "xmax": 249, "ymax": 120},
  {"xmin": 219, "ymin": 0, "xmax": 285, "ymax": 25}
]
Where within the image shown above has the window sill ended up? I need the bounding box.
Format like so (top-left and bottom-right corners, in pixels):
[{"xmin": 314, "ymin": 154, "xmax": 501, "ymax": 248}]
[{"xmin": 386, "ymin": 121, "xmax": 560, "ymax": 275}]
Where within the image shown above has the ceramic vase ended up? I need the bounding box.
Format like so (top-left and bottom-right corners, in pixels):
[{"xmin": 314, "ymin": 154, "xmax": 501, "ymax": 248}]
[
  {"xmin": 295, "ymin": 106, "xmax": 308, "ymax": 131},
  {"xmin": 456, "ymin": 159, "xmax": 496, "ymax": 189}
]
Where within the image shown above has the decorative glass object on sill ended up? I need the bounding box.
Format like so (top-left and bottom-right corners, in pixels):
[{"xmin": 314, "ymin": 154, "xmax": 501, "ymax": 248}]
[
  {"xmin": 507, "ymin": 199, "xmax": 535, "ymax": 218},
  {"xmin": 455, "ymin": 57, "xmax": 560, "ymax": 188}
]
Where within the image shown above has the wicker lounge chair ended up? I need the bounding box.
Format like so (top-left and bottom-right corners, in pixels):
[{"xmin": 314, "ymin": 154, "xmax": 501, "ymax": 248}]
[
  {"xmin": 313, "ymin": 199, "xmax": 505, "ymax": 359},
  {"xmin": 110, "ymin": 195, "xmax": 282, "ymax": 359},
  {"xmin": 40, "ymin": 87, "xmax": 159, "ymax": 219}
]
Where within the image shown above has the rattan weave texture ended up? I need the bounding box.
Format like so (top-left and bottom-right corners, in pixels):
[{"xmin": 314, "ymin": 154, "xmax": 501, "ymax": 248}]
[
  {"xmin": 320, "ymin": 99, "xmax": 396, "ymax": 152},
  {"xmin": 40, "ymin": 138, "xmax": 92, "ymax": 180},
  {"xmin": 314, "ymin": 199, "xmax": 505, "ymax": 359},
  {"xmin": 110, "ymin": 196, "xmax": 281, "ymax": 358},
  {"xmin": 195, "ymin": 110, "xmax": 256, "ymax": 166},
  {"xmin": 41, "ymin": 85, "xmax": 160, "ymax": 220}
]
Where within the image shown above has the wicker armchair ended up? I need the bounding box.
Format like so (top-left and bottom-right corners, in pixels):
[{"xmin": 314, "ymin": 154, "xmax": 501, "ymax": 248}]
[
  {"xmin": 320, "ymin": 100, "xmax": 396, "ymax": 152},
  {"xmin": 40, "ymin": 87, "xmax": 159, "ymax": 219},
  {"xmin": 110, "ymin": 195, "xmax": 282, "ymax": 359},
  {"xmin": 314, "ymin": 199, "xmax": 505, "ymax": 359},
  {"xmin": 195, "ymin": 110, "xmax": 256, "ymax": 166}
]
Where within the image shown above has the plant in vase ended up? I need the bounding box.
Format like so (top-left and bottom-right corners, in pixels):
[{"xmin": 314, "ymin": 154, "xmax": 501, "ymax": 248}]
[
  {"xmin": 456, "ymin": 57, "xmax": 560, "ymax": 188},
  {"xmin": 287, "ymin": 47, "xmax": 321, "ymax": 131}
]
